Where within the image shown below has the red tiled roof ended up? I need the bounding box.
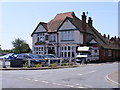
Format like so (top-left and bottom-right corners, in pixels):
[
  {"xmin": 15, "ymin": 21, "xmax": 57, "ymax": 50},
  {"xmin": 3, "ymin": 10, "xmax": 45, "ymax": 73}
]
[{"xmin": 47, "ymin": 12, "xmax": 75, "ymax": 32}]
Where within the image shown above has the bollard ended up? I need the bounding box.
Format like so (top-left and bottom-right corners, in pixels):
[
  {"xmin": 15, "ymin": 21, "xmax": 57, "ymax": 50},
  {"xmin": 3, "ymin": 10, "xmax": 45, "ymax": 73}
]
[
  {"xmin": 48, "ymin": 58, "xmax": 50, "ymax": 66},
  {"xmin": 60, "ymin": 58, "xmax": 63, "ymax": 66},
  {"xmin": 28, "ymin": 59, "xmax": 31, "ymax": 68},
  {"xmin": 69, "ymin": 57, "xmax": 72, "ymax": 63},
  {"xmin": 74, "ymin": 58, "xmax": 77, "ymax": 64},
  {"xmin": 2, "ymin": 59, "xmax": 6, "ymax": 68}
]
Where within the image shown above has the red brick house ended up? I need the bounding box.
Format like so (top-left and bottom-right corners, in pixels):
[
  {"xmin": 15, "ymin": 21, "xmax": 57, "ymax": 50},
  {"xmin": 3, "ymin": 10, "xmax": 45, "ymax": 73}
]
[{"xmin": 31, "ymin": 12, "xmax": 120, "ymax": 61}]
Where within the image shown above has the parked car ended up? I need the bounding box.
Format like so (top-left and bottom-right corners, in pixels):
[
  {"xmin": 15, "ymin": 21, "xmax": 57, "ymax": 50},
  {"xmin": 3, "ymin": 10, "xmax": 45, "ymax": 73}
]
[
  {"xmin": 13, "ymin": 53, "xmax": 44, "ymax": 64},
  {"xmin": 42, "ymin": 54, "xmax": 60, "ymax": 63},
  {"xmin": 43, "ymin": 54, "xmax": 60, "ymax": 59},
  {"xmin": 0, "ymin": 53, "xmax": 16, "ymax": 60}
]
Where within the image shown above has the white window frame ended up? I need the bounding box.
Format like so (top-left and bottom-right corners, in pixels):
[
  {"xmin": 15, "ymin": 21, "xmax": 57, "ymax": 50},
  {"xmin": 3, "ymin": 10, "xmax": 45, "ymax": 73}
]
[
  {"xmin": 38, "ymin": 33, "xmax": 45, "ymax": 42},
  {"xmin": 34, "ymin": 46, "xmax": 44, "ymax": 54},
  {"xmin": 60, "ymin": 45, "xmax": 76, "ymax": 57},
  {"xmin": 50, "ymin": 34, "xmax": 56, "ymax": 42},
  {"xmin": 61, "ymin": 31, "xmax": 74, "ymax": 41}
]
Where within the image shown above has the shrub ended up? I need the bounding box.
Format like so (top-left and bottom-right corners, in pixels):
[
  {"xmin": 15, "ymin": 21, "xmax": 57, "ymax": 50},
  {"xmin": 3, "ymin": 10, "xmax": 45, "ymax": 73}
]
[
  {"xmin": 61, "ymin": 63, "xmax": 70, "ymax": 66},
  {"xmin": 35, "ymin": 64, "xmax": 43, "ymax": 67},
  {"xmin": 49, "ymin": 63, "xmax": 57, "ymax": 67}
]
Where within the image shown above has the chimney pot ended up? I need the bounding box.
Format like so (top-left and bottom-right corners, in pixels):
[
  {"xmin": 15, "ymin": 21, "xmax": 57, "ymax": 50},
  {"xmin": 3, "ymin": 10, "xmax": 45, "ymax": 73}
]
[
  {"xmin": 118, "ymin": 37, "xmax": 120, "ymax": 39},
  {"xmin": 103, "ymin": 34, "xmax": 106, "ymax": 38},
  {"xmin": 88, "ymin": 17, "xmax": 92, "ymax": 28},
  {"xmin": 108, "ymin": 34, "xmax": 110, "ymax": 39},
  {"xmin": 83, "ymin": 12, "xmax": 85, "ymax": 16}
]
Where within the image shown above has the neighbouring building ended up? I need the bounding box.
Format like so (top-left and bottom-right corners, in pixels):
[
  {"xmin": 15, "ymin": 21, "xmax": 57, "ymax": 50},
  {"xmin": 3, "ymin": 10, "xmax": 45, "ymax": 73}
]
[{"xmin": 31, "ymin": 12, "xmax": 120, "ymax": 61}]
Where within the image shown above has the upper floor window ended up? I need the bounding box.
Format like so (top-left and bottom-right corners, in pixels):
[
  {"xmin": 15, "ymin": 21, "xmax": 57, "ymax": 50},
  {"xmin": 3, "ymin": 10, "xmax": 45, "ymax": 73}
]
[
  {"xmin": 49, "ymin": 34, "xmax": 56, "ymax": 42},
  {"xmin": 37, "ymin": 33, "xmax": 45, "ymax": 42},
  {"xmin": 61, "ymin": 31, "xmax": 74, "ymax": 41}
]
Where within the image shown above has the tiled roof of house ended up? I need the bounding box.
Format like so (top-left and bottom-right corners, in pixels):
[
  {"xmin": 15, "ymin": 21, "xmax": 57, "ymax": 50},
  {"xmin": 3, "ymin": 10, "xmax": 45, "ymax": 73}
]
[
  {"xmin": 31, "ymin": 12, "xmax": 120, "ymax": 50},
  {"xmin": 89, "ymin": 27, "xmax": 119, "ymax": 49},
  {"xmin": 47, "ymin": 12, "xmax": 75, "ymax": 32}
]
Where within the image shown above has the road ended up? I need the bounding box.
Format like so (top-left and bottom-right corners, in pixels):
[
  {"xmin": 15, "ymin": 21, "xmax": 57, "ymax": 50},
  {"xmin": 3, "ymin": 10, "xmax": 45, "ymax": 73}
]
[{"xmin": 1, "ymin": 62, "xmax": 119, "ymax": 88}]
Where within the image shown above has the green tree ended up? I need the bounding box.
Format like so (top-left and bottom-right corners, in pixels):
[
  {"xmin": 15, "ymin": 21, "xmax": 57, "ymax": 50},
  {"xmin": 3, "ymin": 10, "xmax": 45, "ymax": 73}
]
[{"xmin": 12, "ymin": 38, "xmax": 31, "ymax": 53}]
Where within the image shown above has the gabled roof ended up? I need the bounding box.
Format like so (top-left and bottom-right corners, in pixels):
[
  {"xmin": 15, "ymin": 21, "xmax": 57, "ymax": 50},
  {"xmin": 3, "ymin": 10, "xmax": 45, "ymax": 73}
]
[
  {"xmin": 87, "ymin": 26, "xmax": 120, "ymax": 49},
  {"xmin": 31, "ymin": 22, "xmax": 47, "ymax": 36},
  {"xmin": 47, "ymin": 12, "xmax": 75, "ymax": 32}
]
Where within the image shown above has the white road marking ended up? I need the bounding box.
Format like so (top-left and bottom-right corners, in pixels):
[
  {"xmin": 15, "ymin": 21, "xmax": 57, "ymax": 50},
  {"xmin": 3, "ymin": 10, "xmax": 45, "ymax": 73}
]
[
  {"xmin": 74, "ymin": 83, "xmax": 92, "ymax": 88},
  {"xmin": 52, "ymin": 83, "xmax": 62, "ymax": 85},
  {"xmin": 64, "ymin": 85, "xmax": 74, "ymax": 88},
  {"xmin": 34, "ymin": 80, "xmax": 38, "ymax": 82},
  {"xmin": 77, "ymin": 86, "xmax": 85, "ymax": 88},
  {"xmin": 78, "ymin": 70, "xmax": 96, "ymax": 75},
  {"xmin": 105, "ymin": 74, "xmax": 120, "ymax": 85},
  {"xmin": 41, "ymin": 81, "xmax": 49, "ymax": 83}
]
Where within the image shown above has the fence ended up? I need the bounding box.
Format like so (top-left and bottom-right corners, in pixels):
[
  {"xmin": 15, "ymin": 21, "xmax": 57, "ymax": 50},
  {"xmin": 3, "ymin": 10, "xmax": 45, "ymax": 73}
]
[{"xmin": 0, "ymin": 57, "xmax": 76, "ymax": 68}]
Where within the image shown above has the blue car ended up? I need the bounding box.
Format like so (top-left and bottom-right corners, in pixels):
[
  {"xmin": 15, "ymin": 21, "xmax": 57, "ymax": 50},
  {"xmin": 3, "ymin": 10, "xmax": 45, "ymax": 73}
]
[
  {"xmin": 0, "ymin": 53, "xmax": 16, "ymax": 60},
  {"xmin": 13, "ymin": 53, "xmax": 45, "ymax": 63}
]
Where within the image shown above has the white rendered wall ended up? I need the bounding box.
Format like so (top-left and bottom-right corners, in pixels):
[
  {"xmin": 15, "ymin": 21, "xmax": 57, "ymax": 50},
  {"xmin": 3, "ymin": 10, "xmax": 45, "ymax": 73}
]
[
  {"xmin": 35, "ymin": 24, "xmax": 46, "ymax": 32},
  {"xmin": 59, "ymin": 19, "xmax": 77, "ymax": 30}
]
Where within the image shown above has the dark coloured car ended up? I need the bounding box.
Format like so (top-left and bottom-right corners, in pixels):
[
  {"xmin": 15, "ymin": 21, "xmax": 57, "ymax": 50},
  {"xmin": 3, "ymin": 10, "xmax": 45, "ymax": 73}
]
[{"xmin": 14, "ymin": 53, "xmax": 44, "ymax": 63}]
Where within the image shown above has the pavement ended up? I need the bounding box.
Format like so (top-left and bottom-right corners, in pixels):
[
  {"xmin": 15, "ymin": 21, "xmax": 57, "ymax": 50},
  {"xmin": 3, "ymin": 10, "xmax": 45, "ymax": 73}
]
[
  {"xmin": 0, "ymin": 63, "xmax": 102, "ymax": 70},
  {"xmin": 106, "ymin": 71, "xmax": 120, "ymax": 87},
  {"xmin": 0, "ymin": 65, "xmax": 79, "ymax": 70}
]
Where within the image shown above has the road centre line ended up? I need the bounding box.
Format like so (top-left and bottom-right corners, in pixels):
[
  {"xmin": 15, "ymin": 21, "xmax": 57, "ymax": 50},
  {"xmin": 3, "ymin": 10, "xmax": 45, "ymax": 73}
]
[
  {"xmin": 77, "ymin": 86, "xmax": 85, "ymax": 88},
  {"xmin": 41, "ymin": 81, "xmax": 49, "ymax": 83},
  {"xmin": 34, "ymin": 80, "xmax": 39, "ymax": 82},
  {"xmin": 52, "ymin": 83, "xmax": 62, "ymax": 85},
  {"xmin": 64, "ymin": 85, "xmax": 75, "ymax": 88}
]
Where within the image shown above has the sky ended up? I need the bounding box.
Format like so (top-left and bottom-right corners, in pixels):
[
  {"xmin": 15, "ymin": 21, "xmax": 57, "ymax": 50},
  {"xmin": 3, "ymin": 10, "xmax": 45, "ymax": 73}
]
[{"xmin": 0, "ymin": 1, "xmax": 118, "ymax": 50}]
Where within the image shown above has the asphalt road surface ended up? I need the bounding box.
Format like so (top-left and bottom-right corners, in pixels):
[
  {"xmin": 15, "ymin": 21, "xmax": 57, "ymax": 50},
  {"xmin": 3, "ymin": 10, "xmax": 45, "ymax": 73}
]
[{"xmin": 1, "ymin": 62, "xmax": 119, "ymax": 88}]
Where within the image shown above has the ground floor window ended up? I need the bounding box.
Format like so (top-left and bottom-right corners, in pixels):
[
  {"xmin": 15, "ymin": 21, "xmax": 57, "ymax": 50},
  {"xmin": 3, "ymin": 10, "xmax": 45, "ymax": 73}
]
[
  {"xmin": 60, "ymin": 45, "xmax": 76, "ymax": 57},
  {"xmin": 108, "ymin": 50, "xmax": 112, "ymax": 56},
  {"xmin": 33, "ymin": 46, "xmax": 44, "ymax": 54},
  {"xmin": 48, "ymin": 47, "xmax": 55, "ymax": 54}
]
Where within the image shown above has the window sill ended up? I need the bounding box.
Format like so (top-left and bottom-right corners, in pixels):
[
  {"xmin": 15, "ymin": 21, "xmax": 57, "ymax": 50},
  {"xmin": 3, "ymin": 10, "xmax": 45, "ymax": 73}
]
[
  {"xmin": 49, "ymin": 41, "xmax": 56, "ymax": 42},
  {"xmin": 61, "ymin": 40, "xmax": 74, "ymax": 42}
]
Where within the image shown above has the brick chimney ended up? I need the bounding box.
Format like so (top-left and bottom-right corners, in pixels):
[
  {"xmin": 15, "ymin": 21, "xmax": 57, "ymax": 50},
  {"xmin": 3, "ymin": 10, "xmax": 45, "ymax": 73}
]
[
  {"xmin": 82, "ymin": 12, "xmax": 87, "ymax": 44},
  {"xmin": 82, "ymin": 12, "xmax": 86, "ymax": 32},
  {"xmin": 118, "ymin": 37, "xmax": 120, "ymax": 40},
  {"xmin": 114, "ymin": 36, "xmax": 116, "ymax": 40},
  {"xmin": 88, "ymin": 17, "xmax": 92, "ymax": 28},
  {"xmin": 103, "ymin": 34, "xmax": 106, "ymax": 38},
  {"xmin": 108, "ymin": 34, "xmax": 110, "ymax": 39}
]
